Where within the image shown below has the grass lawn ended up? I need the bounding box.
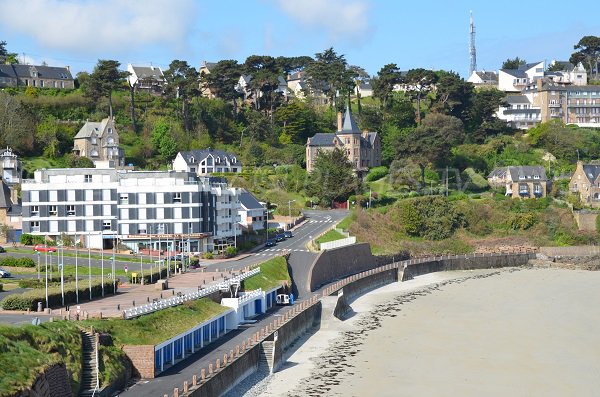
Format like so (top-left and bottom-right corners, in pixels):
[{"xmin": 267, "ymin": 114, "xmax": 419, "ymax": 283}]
[
  {"xmin": 84, "ymin": 298, "xmax": 228, "ymax": 346},
  {"xmin": 0, "ymin": 282, "xmax": 19, "ymax": 291},
  {"xmin": 9, "ymin": 265, "xmax": 127, "ymax": 278},
  {"xmin": 0, "ymin": 321, "xmax": 82, "ymax": 397},
  {"xmin": 336, "ymin": 213, "xmax": 355, "ymax": 231},
  {"xmin": 6, "ymin": 247, "xmax": 154, "ymax": 264},
  {"xmin": 243, "ymin": 256, "xmax": 291, "ymax": 291},
  {"xmin": 316, "ymin": 229, "xmax": 346, "ymax": 246}
]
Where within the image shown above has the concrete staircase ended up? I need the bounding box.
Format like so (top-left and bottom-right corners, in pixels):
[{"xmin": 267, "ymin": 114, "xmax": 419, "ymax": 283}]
[
  {"xmin": 259, "ymin": 341, "xmax": 275, "ymax": 374},
  {"xmin": 79, "ymin": 330, "xmax": 99, "ymax": 397}
]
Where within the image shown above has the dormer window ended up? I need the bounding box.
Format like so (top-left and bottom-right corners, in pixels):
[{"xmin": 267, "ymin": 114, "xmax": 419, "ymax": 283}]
[
  {"xmin": 232, "ymin": 157, "xmax": 236, "ymax": 163},
  {"xmin": 91, "ymin": 137, "xmax": 97, "ymax": 145},
  {"xmin": 533, "ymin": 175, "xmax": 540, "ymax": 180},
  {"xmin": 518, "ymin": 175, "xmax": 525, "ymax": 180},
  {"xmin": 189, "ymin": 156, "xmax": 195, "ymax": 163},
  {"xmin": 108, "ymin": 127, "xmax": 113, "ymax": 134}
]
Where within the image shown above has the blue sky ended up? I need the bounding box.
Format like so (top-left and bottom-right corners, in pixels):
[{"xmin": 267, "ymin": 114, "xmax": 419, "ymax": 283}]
[{"xmin": 0, "ymin": 0, "xmax": 598, "ymax": 77}]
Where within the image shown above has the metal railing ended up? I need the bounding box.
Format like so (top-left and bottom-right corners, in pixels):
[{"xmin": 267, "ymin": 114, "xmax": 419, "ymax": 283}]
[{"xmin": 123, "ymin": 267, "xmax": 261, "ymax": 319}]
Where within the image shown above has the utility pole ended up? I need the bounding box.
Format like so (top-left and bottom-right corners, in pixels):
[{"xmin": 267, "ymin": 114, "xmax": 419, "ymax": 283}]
[{"xmin": 446, "ymin": 166, "xmax": 449, "ymax": 197}]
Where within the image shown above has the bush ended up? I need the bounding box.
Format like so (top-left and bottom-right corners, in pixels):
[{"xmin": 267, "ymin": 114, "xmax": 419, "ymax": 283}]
[
  {"xmin": 0, "ymin": 257, "xmax": 35, "ymax": 268},
  {"xmin": 398, "ymin": 196, "xmax": 464, "ymax": 240},
  {"xmin": 506, "ymin": 213, "xmax": 537, "ymax": 230},
  {"xmin": 127, "ymin": 266, "xmax": 172, "ymax": 285},
  {"xmin": 17, "ymin": 277, "xmax": 75, "ymax": 289},
  {"xmin": 20, "ymin": 234, "xmax": 46, "ymax": 246},
  {"xmin": 0, "ymin": 284, "xmax": 3, "ymax": 292},
  {"xmin": 224, "ymin": 246, "xmax": 237, "ymax": 258},
  {"xmin": 201, "ymin": 252, "xmax": 214, "ymax": 260},
  {"xmin": 462, "ymin": 168, "xmax": 489, "ymax": 192},
  {"xmin": 366, "ymin": 166, "xmax": 389, "ymax": 182},
  {"xmin": 0, "ymin": 279, "xmax": 116, "ymax": 311}
]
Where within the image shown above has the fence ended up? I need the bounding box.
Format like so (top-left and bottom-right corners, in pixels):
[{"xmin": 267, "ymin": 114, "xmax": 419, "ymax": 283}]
[{"xmin": 319, "ymin": 236, "xmax": 357, "ymax": 250}]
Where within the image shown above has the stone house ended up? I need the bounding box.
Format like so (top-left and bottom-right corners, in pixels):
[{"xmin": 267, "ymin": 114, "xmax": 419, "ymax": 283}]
[
  {"xmin": 0, "ymin": 64, "xmax": 74, "ymax": 89},
  {"xmin": 73, "ymin": 118, "xmax": 124, "ymax": 168},
  {"xmin": 487, "ymin": 165, "xmax": 549, "ymax": 198},
  {"xmin": 306, "ymin": 108, "xmax": 381, "ymax": 175},
  {"xmin": 569, "ymin": 162, "xmax": 600, "ymax": 207},
  {"xmin": 127, "ymin": 64, "xmax": 165, "ymax": 94}
]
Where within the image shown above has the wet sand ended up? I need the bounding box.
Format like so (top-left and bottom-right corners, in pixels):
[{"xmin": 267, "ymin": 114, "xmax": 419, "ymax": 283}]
[{"xmin": 240, "ymin": 268, "xmax": 600, "ymax": 396}]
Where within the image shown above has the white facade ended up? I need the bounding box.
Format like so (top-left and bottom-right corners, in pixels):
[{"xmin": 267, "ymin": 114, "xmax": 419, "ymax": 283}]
[
  {"xmin": 172, "ymin": 149, "xmax": 242, "ymax": 176},
  {"xmin": 496, "ymin": 94, "xmax": 541, "ymax": 129}
]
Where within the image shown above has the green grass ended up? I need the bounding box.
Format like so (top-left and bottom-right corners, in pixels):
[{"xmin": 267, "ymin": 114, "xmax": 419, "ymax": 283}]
[
  {"xmin": 83, "ymin": 298, "xmax": 228, "ymax": 346},
  {"xmin": 7, "ymin": 247, "xmax": 154, "ymax": 264},
  {"xmin": 243, "ymin": 256, "xmax": 291, "ymax": 291},
  {"xmin": 10, "ymin": 265, "xmax": 128, "ymax": 278},
  {"xmin": 98, "ymin": 345, "xmax": 129, "ymax": 388},
  {"xmin": 316, "ymin": 229, "xmax": 346, "ymax": 246},
  {"xmin": 336, "ymin": 213, "xmax": 355, "ymax": 231},
  {"xmin": 0, "ymin": 321, "xmax": 82, "ymax": 397}
]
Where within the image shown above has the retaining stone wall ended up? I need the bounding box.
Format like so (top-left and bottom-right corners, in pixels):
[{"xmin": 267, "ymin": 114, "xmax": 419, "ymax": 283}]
[
  {"xmin": 333, "ymin": 269, "xmax": 398, "ymax": 319},
  {"xmin": 308, "ymin": 243, "xmax": 376, "ymax": 291},
  {"xmin": 539, "ymin": 246, "xmax": 600, "ymax": 257},
  {"xmin": 122, "ymin": 345, "xmax": 155, "ymax": 379},
  {"xmin": 15, "ymin": 364, "xmax": 73, "ymax": 397}
]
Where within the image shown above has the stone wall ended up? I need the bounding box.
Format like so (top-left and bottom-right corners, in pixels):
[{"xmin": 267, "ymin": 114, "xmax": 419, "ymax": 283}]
[
  {"xmin": 333, "ymin": 268, "xmax": 398, "ymax": 319},
  {"xmin": 122, "ymin": 345, "xmax": 155, "ymax": 379},
  {"xmin": 15, "ymin": 364, "xmax": 73, "ymax": 397},
  {"xmin": 573, "ymin": 211, "xmax": 599, "ymax": 231},
  {"xmin": 539, "ymin": 245, "xmax": 600, "ymax": 257}
]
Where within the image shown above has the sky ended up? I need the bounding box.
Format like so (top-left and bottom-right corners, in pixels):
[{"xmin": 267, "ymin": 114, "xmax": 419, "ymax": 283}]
[{"xmin": 0, "ymin": 0, "xmax": 599, "ymax": 78}]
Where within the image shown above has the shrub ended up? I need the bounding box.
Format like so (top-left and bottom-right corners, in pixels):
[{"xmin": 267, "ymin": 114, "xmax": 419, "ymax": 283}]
[
  {"xmin": 202, "ymin": 252, "xmax": 214, "ymax": 260},
  {"xmin": 506, "ymin": 213, "xmax": 537, "ymax": 230},
  {"xmin": 0, "ymin": 279, "xmax": 116, "ymax": 311},
  {"xmin": 0, "ymin": 284, "xmax": 3, "ymax": 292},
  {"xmin": 398, "ymin": 196, "xmax": 464, "ymax": 240},
  {"xmin": 0, "ymin": 257, "xmax": 35, "ymax": 268},
  {"xmin": 127, "ymin": 266, "xmax": 172, "ymax": 285},
  {"xmin": 224, "ymin": 246, "xmax": 237, "ymax": 258},
  {"xmin": 20, "ymin": 234, "xmax": 46, "ymax": 246},
  {"xmin": 462, "ymin": 168, "xmax": 489, "ymax": 192},
  {"xmin": 366, "ymin": 166, "xmax": 389, "ymax": 182}
]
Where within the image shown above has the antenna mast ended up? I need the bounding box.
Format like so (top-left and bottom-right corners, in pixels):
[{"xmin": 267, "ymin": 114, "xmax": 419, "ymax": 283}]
[{"xmin": 469, "ymin": 11, "xmax": 477, "ymax": 76}]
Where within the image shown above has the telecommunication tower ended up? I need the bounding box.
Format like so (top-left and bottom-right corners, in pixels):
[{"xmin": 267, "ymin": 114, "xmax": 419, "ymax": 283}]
[{"xmin": 469, "ymin": 11, "xmax": 477, "ymax": 76}]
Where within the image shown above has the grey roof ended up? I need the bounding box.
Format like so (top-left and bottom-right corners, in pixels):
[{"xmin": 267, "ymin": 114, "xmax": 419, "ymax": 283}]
[
  {"xmin": 358, "ymin": 81, "xmax": 373, "ymax": 90},
  {"xmin": 475, "ymin": 71, "xmax": 498, "ymax": 81},
  {"xmin": 200, "ymin": 62, "xmax": 216, "ymax": 72},
  {"xmin": 131, "ymin": 66, "xmax": 164, "ymax": 80},
  {"xmin": 500, "ymin": 69, "xmax": 527, "ymax": 78},
  {"xmin": 0, "ymin": 64, "xmax": 17, "ymax": 79},
  {"xmin": 0, "ymin": 179, "xmax": 12, "ymax": 209},
  {"xmin": 487, "ymin": 168, "xmax": 508, "ymax": 179},
  {"xmin": 518, "ymin": 62, "xmax": 543, "ymax": 71},
  {"xmin": 582, "ymin": 164, "xmax": 600, "ymax": 182},
  {"xmin": 340, "ymin": 108, "xmax": 361, "ymax": 134},
  {"xmin": 307, "ymin": 133, "xmax": 340, "ymax": 147},
  {"xmin": 12, "ymin": 64, "xmax": 73, "ymax": 80},
  {"xmin": 74, "ymin": 120, "xmax": 103, "ymax": 139},
  {"xmin": 179, "ymin": 149, "xmax": 241, "ymax": 165},
  {"xmin": 550, "ymin": 61, "xmax": 575, "ymax": 71},
  {"xmin": 239, "ymin": 190, "xmax": 264, "ymax": 210},
  {"xmin": 507, "ymin": 166, "xmax": 547, "ymax": 181},
  {"xmin": 506, "ymin": 95, "xmax": 530, "ymax": 104},
  {"xmin": 366, "ymin": 132, "xmax": 378, "ymax": 146}
]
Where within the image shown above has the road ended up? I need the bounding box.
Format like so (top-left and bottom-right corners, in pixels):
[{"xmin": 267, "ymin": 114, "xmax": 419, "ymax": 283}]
[{"xmin": 118, "ymin": 209, "xmax": 347, "ymax": 397}]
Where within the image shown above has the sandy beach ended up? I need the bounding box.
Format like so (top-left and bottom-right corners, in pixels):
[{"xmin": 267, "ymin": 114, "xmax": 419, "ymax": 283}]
[{"xmin": 234, "ymin": 267, "xmax": 600, "ymax": 397}]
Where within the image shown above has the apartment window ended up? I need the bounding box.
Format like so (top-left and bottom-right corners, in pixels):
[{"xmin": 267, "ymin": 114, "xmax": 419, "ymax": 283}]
[
  {"xmin": 174, "ymin": 207, "xmax": 182, "ymax": 219},
  {"xmin": 156, "ymin": 193, "xmax": 164, "ymax": 204},
  {"xmin": 85, "ymin": 220, "xmax": 94, "ymax": 232},
  {"xmin": 156, "ymin": 208, "xmax": 164, "ymax": 219},
  {"xmin": 190, "ymin": 167, "xmax": 196, "ymax": 173},
  {"xmin": 173, "ymin": 192, "xmax": 182, "ymax": 203},
  {"xmin": 49, "ymin": 205, "xmax": 58, "ymax": 216},
  {"xmin": 174, "ymin": 223, "xmax": 183, "ymax": 233},
  {"xmin": 138, "ymin": 193, "xmax": 146, "ymax": 205},
  {"xmin": 139, "ymin": 208, "xmax": 146, "ymax": 219},
  {"xmin": 49, "ymin": 190, "xmax": 58, "ymax": 201},
  {"xmin": 67, "ymin": 205, "xmax": 76, "ymax": 216},
  {"xmin": 68, "ymin": 220, "xmax": 76, "ymax": 232},
  {"xmin": 85, "ymin": 205, "xmax": 93, "ymax": 216},
  {"xmin": 30, "ymin": 191, "xmax": 39, "ymax": 202},
  {"xmin": 49, "ymin": 221, "xmax": 58, "ymax": 233},
  {"xmin": 31, "ymin": 205, "xmax": 39, "ymax": 216},
  {"xmin": 119, "ymin": 194, "xmax": 129, "ymax": 204},
  {"xmin": 67, "ymin": 190, "xmax": 76, "ymax": 201},
  {"xmin": 102, "ymin": 189, "xmax": 111, "ymax": 201},
  {"xmin": 120, "ymin": 208, "xmax": 129, "ymax": 220},
  {"xmin": 103, "ymin": 204, "xmax": 111, "ymax": 216},
  {"xmin": 103, "ymin": 221, "xmax": 111, "ymax": 230},
  {"xmin": 30, "ymin": 221, "xmax": 40, "ymax": 232},
  {"xmin": 85, "ymin": 190, "xmax": 94, "ymax": 201},
  {"xmin": 60, "ymin": 81, "xmax": 64, "ymax": 89},
  {"xmin": 85, "ymin": 174, "xmax": 92, "ymax": 183},
  {"xmin": 121, "ymin": 224, "xmax": 130, "ymax": 235}
]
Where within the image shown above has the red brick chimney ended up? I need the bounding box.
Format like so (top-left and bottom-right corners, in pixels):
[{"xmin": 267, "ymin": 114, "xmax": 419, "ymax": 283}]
[{"xmin": 337, "ymin": 112, "xmax": 343, "ymax": 131}]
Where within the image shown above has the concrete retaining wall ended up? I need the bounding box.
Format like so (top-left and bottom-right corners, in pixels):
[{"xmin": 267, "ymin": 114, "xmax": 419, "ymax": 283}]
[
  {"xmin": 539, "ymin": 246, "xmax": 600, "ymax": 257},
  {"xmin": 320, "ymin": 236, "xmax": 356, "ymax": 250},
  {"xmin": 308, "ymin": 243, "xmax": 377, "ymax": 291},
  {"xmin": 573, "ymin": 211, "xmax": 599, "ymax": 231},
  {"xmin": 333, "ymin": 268, "xmax": 398, "ymax": 319},
  {"xmin": 122, "ymin": 345, "xmax": 155, "ymax": 379}
]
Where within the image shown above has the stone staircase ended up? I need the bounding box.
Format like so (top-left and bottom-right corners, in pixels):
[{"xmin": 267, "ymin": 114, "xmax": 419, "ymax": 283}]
[
  {"xmin": 79, "ymin": 330, "xmax": 99, "ymax": 397},
  {"xmin": 259, "ymin": 341, "xmax": 275, "ymax": 374}
]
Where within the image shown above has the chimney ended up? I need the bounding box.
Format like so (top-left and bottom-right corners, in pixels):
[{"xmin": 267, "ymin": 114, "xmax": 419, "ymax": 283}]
[
  {"xmin": 66, "ymin": 65, "xmax": 70, "ymax": 72},
  {"xmin": 337, "ymin": 112, "xmax": 343, "ymax": 131}
]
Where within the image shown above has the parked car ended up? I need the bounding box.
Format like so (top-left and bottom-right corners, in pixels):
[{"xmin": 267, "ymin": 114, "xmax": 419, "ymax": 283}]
[
  {"xmin": 33, "ymin": 244, "xmax": 57, "ymax": 252},
  {"xmin": 283, "ymin": 231, "xmax": 293, "ymax": 239},
  {"xmin": 0, "ymin": 267, "xmax": 11, "ymax": 278},
  {"xmin": 0, "ymin": 246, "xmax": 5, "ymax": 253},
  {"xmin": 265, "ymin": 239, "xmax": 277, "ymax": 247},
  {"xmin": 276, "ymin": 294, "xmax": 290, "ymax": 305},
  {"xmin": 275, "ymin": 233, "xmax": 286, "ymax": 242}
]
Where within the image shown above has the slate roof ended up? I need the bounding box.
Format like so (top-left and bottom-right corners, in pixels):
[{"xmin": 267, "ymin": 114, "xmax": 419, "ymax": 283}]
[
  {"xmin": 506, "ymin": 95, "xmax": 530, "ymax": 104},
  {"xmin": 74, "ymin": 119, "xmax": 108, "ymax": 139},
  {"xmin": 582, "ymin": 164, "xmax": 600, "ymax": 182},
  {"xmin": 550, "ymin": 61, "xmax": 575, "ymax": 71},
  {"xmin": 239, "ymin": 190, "xmax": 264, "ymax": 210},
  {"xmin": 500, "ymin": 69, "xmax": 527, "ymax": 78},
  {"xmin": 507, "ymin": 166, "xmax": 547, "ymax": 181},
  {"xmin": 12, "ymin": 64, "xmax": 73, "ymax": 80},
  {"xmin": 0, "ymin": 180, "xmax": 12, "ymax": 209},
  {"xmin": 307, "ymin": 133, "xmax": 341, "ymax": 147},
  {"xmin": 0, "ymin": 64, "xmax": 17, "ymax": 79},
  {"xmin": 518, "ymin": 61, "xmax": 543, "ymax": 71},
  {"xmin": 474, "ymin": 71, "xmax": 498, "ymax": 81},
  {"xmin": 131, "ymin": 66, "xmax": 164, "ymax": 81},
  {"xmin": 200, "ymin": 61, "xmax": 216, "ymax": 72},
  {"xmin": 179, "ymin": 149, "xmax": 241, "ymax": 165},
  {"xmin": 340, "ymin": 108, "xmax": 361, "ymax": 134}
]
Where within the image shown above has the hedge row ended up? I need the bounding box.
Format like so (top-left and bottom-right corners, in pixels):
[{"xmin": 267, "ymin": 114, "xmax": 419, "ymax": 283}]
[
  {"xmin": 17, "ymin": 277, "xmax": 75, "ymax": 289},
  {"xmin": 0, "ymin": 257, "xmax": 35, "ymax": 268},
  {"xmin": 0, "ymin": 283, "xmax": 3, "ymax": 292},
  {"xmin": 0, "ymin": 279, "xmax": 117, "ymax": 311},
  {"xmin": 19, "ymin": 234, "xmax": 47, "ymax": 246}
]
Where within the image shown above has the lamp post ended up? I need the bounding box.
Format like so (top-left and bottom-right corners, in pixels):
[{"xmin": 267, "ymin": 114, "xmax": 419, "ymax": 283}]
[
  {"xmin": 75, "ymin": 241, "xmax": 79, "ymax": 304},
  {"xmin": 36, "ymin": 251, "xmax": 40, "ymax": 280},
  {"xmin": 44, "ymin": 248, "xmax": 48, "ymax": 309},
  {"xmin": 101, "ymin": 229, "xmax": 104, "ymax": 297},
  {"xmin": 88, "ymin": 232, "xmax": 92, "ymax": 301},
  {"xmin": 287, "ymin": 200, "xmax": 296, "ymax": 230}
]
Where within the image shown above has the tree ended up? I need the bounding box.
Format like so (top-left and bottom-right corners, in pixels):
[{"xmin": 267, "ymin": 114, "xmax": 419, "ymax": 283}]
[
  {"xmin": 466, "ymin": 88, "xmax": 507, "ymax": 140},
  {"xmin": 0, "ymin": 92, "xmax": 35, "ymax": 152},
  {"xmin": 151, "ymin": 118, "xmax": 179, "ymax": 163},
  {"xmin": 204, "ymin": 60, "xmax": 243, "ymax": 114},
  {"xmin": 163, "ymin": 60, "xmax": 200, "ymax": 132},
  {"xmin": 275, "ymin": 56, "xmax": 313, "ymax": 75},
  {"xmin": 395, "ymin": 113, "xmax": 465, "ymax": 186},
  {"xmin": 84, "ymin": 60, "xmax": 129, "ymax": 119},
  {"xmin": 306, "ymin": 148, "xmax": 358, "ymax": 206},
  {"xmin": 243, "ymin": 55, "xmax": 282, "ymax": 114},
  {"xmin": 501, "ymin": 57, "xmax": 526, "ymax": 69},
  {"xmin": 348, "ymin": 65, "xmax": 370, "ymax": 114},
  {"xmin": 275, "ymin": 101, "xmax": 324, "ymax": 144},
  {"xmin": 0, "ymin": 41, "xmax": 18, "ymax": 64},
  {"xmin": 570, "ymin": 35, "xmax": 600, "ymax": 80},
  {"xmin": 432, "ymin": 70, "xmax": 474, "ymax": 121},
  {"xmin": 405, "ymin": 68, "xmax": 438, "ymax": 123},
  {"xmin": 304, "ymin": 48, "xmax": 349, "ymax": 108},
  {"xmin": 372, "ymin": 63, "xmax": 403, "ymax": 109}
]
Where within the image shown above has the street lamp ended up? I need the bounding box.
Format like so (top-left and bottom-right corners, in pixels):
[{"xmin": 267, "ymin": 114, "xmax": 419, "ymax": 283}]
[{"xmin": 287, "ymin": 200, "xmax": 296, "ymax": 230}]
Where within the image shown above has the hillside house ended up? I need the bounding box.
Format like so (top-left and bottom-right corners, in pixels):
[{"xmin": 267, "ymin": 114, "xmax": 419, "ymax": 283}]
[
  {"xmin": 487, "ymin": 166, "xmax": 549, "ymax": 198},
  {"xmin": 127, "ymin": 64, "xmax": 165, "ymax": 94},
  {"xmin": 569, "ymin": 162, "xmax": 600, "ymax": 207},
  {"xmin": 172, "ymin": 149, "xmax": 242, "ymax": 176},
  {"xmin": 73, "ymin": 118, "xmax": 124, "ymax": 168}
]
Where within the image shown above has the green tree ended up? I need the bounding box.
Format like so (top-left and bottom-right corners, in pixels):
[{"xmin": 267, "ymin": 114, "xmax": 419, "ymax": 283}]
[
  {"xmin": 275, "ymin": 56, "xmax": 313, "ymax": 74},
  {"xmin": 36, "ymin": 117, "xmax": 60, "ymax": 158},
  {"xmin": 0, "ymin": 92, "xmax": 35, "ymax": 152},
  {"xmin": 432, "ymin": 70, "xmax": 474, "ymax": 121},
  {"xmin": 305, "ymin": 148, "xmax": 358, "ymax": 206},
  {"xmin": 163, "ymin": 60, "xmax": 200, "ymax": 132},
  {"xmin": 372, "ymin": 63, "xmax": 403, "ymax": 109},
  {"xmin": 466, "ymin": 88, "xmax": 508, "ymax": 141},
  {"xmin": 83, "ymin": 60, "xmax": 129, "ymax": 119},
  {"xmin": 151, "ymin": 118, "xmax": 179, "ymax": 163},
  {"xmin": 501, "ymin": 57, "xmax": 527, "ymax": 69},
  {"xmin": 274, "ymin": 101, "xmax": 325, "ymax": 143},
  {"xmin": 399, "ymin": 196, "xmax": 463, "ymax": 240},
  {"xmin": 570, "ymin": 35, "xmax": 600, "ymax": 80},
  {"xmin": 244, "ymin": 55, "xmax": 282, "ymax": 114},
  {"xmin": 0, "ymin": 40, "xmax": 18, "ymax": 64},
  {"xmin": 204, "ymin": 60, "xmax": 243, "ymax": 114},
  {"xmin": 304, "ymin": 47, "xmax": 349, "ymax": 108},
  {"xmin": 395, "ymin": 113, "xmax": 465, "ymax": 186},
  {"xmin": 348, "ymin": 65, "xmax": 370, "ymax": 114},
  {"xmin": 404, "ymin": 68, "xmax": 438, "ymax": 123}
]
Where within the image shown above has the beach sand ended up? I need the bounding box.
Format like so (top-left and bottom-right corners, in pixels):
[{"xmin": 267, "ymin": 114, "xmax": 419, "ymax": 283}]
[{"xmin": 235, "ymin": 268, "xmax": 600, "ymax": 396}]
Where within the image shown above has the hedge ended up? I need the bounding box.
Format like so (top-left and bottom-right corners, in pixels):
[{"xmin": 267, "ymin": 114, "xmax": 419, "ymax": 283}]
[
  {"xmin": 0, "ymin": 257, "xmax": 35, "ymax": 268},
  {"xmin": 0, "ymin": 279, "xmax": 117, "ymax": 311},
  {"xmin": 127, "ymin": 264, "xmax": 177, "ymax": 285},
  {"xmin": 0, "ymin": 284, "xmax": 3, "ymax": 292},
  {"xmin": 19, "ymin": 234, "xmax": 46, "ymax": 246},
  {"xmin": 17, "ymin": 277, "xmax": 75, "ymax": 289}
]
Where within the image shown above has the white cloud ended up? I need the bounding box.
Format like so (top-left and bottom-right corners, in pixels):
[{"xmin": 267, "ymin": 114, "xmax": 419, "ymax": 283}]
[
  {"xmin": 274, "ymin": 0, "xmax": 372, "ymax": 44},
  {"xmin": 0, "ymin": 0, "xmax": 198, "ymax": 55}
]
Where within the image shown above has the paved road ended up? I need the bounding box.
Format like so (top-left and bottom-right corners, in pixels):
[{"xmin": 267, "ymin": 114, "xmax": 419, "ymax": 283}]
[
  {"xmin": 118, "ymin": 209, "xmax": 347, "ymax": 397},
  {"xmin": 0, "ymin": 312, "xmax": 54, "ymax": 325}
]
